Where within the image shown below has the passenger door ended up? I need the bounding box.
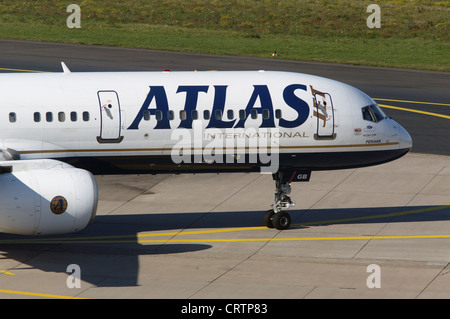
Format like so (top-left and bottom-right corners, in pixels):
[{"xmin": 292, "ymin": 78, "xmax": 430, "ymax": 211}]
[
  {"xmin": 97, "ymin": 91, "xmax": 123, "ymax": 143},
  {"xmin": 314, "ymin": 92, "xmax": 335, "ymax": 138}
]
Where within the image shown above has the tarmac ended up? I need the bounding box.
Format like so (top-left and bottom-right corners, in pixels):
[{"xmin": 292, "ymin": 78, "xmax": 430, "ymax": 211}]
[{"xmin": 1, "ymin": 152, "xmax": 449, "ymax": 299}]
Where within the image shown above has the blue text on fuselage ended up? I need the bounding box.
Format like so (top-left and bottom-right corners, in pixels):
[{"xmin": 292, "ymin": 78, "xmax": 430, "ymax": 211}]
[{"xmin": 127, "ymin": 84, "xmax": 310, "ymax": 130}]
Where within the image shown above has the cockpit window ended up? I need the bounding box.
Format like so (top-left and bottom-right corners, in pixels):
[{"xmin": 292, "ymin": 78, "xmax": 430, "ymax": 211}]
[{"xmin": 361, "ymin": 104, "xmax": 386, "ymax": 123}]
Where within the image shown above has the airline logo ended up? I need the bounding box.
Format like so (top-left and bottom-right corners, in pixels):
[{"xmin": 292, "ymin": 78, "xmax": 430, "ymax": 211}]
[
  {"xmin": 50, "ymin": 196, "xmax": 68, "ymax": 215},
  {"xmin": 127, "ymin": 84, "xmax": 310, "ymax": 130}
]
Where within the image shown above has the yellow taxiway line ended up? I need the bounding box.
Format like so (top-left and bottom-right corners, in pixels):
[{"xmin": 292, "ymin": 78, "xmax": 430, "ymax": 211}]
[
  {"xmin": 374, "ymin": 98, "xmax": 450, "ymax": 107},
  {"xmin": 0, "ymin": 289, "xmax": 86, "ymax": 299},
  {"xmin": 134, "ymin": 234, "xmax": 450, "ymax": 244},
  {"xmin": 378, "ymin": 103, "xmax": 450, "ymax": 120},
  {"xmin": 1, "ymin": 206, "xmax": 449, "ymax": 299},
  {"xmin": 0, "ymin": 67, "xmax": 45, "ymax": 73},
  {"xmin": 373, "ymin": 97, "xmax": 449, "ymax": 119},
  {"xmin": 1, "ymin": 206, "xmax": 448, "ymax": 244}
]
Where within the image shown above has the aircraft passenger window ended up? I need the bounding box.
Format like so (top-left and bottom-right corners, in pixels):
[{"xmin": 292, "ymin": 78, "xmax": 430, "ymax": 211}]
[
  {"xmin": 58, "ymin": 112, "xmax": 66, "ymax": 122},
  {"xmin": 275, "ymin": 109, "xmax": 282, "ymax": 119},
  {"xmin": 215, "ymin": 110, "xmax": 222, "ymax": 120},
  {"xmin": 180, "ymin": 110, "xmax": 187, "ymax": 121},
  {"xmin": 9, "ymin": 112, "xmax": 16, "ymax": 123},
  {"xmin": 262, "ymin": 109, "xmax": 270, "ymax": 120},
  {"xmin": 34, "ymin": 112, "xmax": 41, "ymax": 122},
  {"xmin": 227, "ymin": 110, "xmax": 234, "ymax": 120},
  {"xmin": 239, "ymin": 110, "xmax": 246, "ymax": 120},
  {"xmin": 143, "ymin": 110, "xmax": 150, "ymax": 121},
  {"xmin": 191, "ymin": 110, "xmax": 198, "ymax": 120},
  {"xmin": 70, "ymin": 112, "xmax": 77, "ymax": 122},
  {"xmin": 203, "ymin": 110, "xmax": 210, "ymax": 120},
  {"xmin": 82, "ymin": 111, "xmax": 89, "ymax": 122},
  {"xmin": 155, "ymin": 110, "xmax": 163, "ymax": 121},
  {"xmin": 167, "ymin": 110, "xmax": 174, "ymax": 121},
  {"xmin": 251, "ymin": 109, "xmax": 258, "ymax": 119},
  {"xmin": 46, "ymin": 112, "xmax": 53, "ymax": 122}
]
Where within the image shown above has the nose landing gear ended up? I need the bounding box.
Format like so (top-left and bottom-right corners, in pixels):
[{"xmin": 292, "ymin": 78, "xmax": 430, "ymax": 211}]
[{"xmin": 264, "ymin": 170, "xmax": 310, "ymax": 230}]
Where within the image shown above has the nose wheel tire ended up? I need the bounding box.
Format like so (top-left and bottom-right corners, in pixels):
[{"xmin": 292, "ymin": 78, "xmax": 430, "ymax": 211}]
[
  {"xmin": 263, "ymin": 209, "xmax": 275, "ymax": 228},
  {"xmin": 272, "ymin": 211, "xmax": 291, "ymax": 230},
  {"xmin": 263, "ymin": 209, "xmax": 291, "ymax": 230}
]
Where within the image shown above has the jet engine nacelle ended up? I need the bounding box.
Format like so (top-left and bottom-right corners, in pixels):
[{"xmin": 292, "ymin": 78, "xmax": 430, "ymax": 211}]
[{"xmin": 0, "ymin": 159, "xmax": 98, "ymax": 235}]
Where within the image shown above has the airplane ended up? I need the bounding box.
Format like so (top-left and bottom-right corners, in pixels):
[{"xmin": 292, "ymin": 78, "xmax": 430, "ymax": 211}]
[{"xmin": 0, "ymin": 63, "xmax": 412, "ymax": 235}]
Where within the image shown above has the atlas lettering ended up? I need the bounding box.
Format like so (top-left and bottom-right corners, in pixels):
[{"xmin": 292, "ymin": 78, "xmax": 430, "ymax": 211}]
[{"xmin": 127, "ymin": 84, "xmax": 310, "ymax": 130}]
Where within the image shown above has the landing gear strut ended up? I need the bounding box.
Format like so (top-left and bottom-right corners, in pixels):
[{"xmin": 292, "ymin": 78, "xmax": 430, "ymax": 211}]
[
  {"xmin": 264, "ymin": 171, "xmax": 295, "ymax": 230},
  {"xmin": 264, "ymin": 170, "xmax": 310, "ymax": 230}
]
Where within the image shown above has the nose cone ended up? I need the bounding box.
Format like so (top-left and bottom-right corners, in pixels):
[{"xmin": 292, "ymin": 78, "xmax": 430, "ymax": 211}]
[{"xmin": 395, "ymin": 121, "xmax": 413, "ymax": 151}]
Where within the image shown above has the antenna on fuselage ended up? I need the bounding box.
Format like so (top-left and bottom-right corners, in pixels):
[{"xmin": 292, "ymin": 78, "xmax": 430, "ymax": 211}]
[{"xmin": 61, "ymin": 62, "xmax": 71, "ymax": 74}]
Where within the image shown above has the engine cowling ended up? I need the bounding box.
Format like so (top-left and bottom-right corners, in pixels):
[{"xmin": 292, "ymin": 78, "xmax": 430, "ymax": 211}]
[{"xmin": 0, "ymin": 159, "xmax": 98, "ymax": 235}]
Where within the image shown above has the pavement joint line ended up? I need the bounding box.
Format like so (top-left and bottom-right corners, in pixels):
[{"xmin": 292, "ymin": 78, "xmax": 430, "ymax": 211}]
[{"xmin": 417, "ymin": 262, "xmax": 450, "ymax": 298}]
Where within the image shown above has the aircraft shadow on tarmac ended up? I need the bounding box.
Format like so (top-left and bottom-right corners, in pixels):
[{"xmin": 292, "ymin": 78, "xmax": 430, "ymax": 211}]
[{"xmin": 0, "ymin": 205, "xmax": 449, "ymax": 288}]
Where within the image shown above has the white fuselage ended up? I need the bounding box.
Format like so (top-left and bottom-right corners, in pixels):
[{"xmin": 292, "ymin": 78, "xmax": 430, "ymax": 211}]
[{"xmin": 0, "ymin": 70, "xmax": 412, "ymax": 174}]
